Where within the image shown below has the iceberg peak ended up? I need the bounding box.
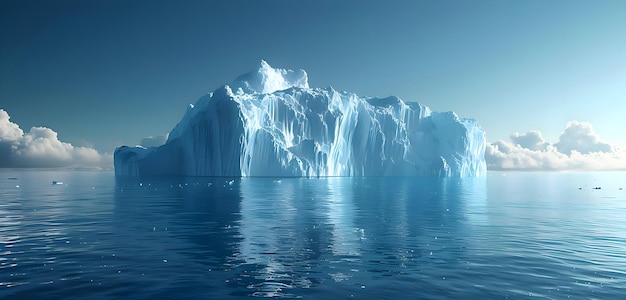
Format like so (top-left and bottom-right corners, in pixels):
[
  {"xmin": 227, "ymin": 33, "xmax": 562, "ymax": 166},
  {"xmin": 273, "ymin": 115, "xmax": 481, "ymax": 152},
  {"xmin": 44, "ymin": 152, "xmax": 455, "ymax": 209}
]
[{"xmin": 233, "ymin": 60, "xmax": 309, "ymax": 94}]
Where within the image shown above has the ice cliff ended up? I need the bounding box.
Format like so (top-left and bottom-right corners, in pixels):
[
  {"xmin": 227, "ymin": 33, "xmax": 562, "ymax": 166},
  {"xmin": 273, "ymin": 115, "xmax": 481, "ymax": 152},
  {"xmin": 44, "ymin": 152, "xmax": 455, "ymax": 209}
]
[{"xmin": 115, "ymin": 61, "xmax": 486, "ymax": 177}]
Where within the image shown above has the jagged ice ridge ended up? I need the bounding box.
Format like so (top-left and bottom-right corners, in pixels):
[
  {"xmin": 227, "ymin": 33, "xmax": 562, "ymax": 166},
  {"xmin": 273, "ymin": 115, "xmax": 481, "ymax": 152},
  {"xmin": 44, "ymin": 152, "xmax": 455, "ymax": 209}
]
[{"xmin": 115, "ymin": 61, "xmax": 486, "ymax": 177}]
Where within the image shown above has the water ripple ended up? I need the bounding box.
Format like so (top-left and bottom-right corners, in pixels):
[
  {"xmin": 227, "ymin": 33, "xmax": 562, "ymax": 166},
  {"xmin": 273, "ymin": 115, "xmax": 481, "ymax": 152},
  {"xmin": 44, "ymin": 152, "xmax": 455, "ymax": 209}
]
[{"xmin": 1, "ymin": 171, "xmax": 625, "ymax": 299}]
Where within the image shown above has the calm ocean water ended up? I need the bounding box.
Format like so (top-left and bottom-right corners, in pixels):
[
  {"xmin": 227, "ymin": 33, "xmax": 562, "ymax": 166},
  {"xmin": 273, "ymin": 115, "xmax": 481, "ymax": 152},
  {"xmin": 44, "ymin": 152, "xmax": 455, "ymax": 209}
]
[{"xmin": 1, "ymin": 170, "xmax": 625, "ymax": 299}]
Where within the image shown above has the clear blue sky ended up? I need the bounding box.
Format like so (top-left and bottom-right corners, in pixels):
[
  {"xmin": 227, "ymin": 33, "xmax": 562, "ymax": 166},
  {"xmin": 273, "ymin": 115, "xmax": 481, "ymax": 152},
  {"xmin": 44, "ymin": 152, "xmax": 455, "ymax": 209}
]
[{"xmin": 2, "ymin": 0, "xmax": 625, "ymax": 153}]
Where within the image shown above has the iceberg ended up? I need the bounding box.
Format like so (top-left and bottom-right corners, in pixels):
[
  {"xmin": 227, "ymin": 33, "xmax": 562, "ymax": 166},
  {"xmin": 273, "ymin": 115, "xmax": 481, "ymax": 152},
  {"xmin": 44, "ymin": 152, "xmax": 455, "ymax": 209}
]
[{"xmin": 115, "ymin": 61, "xmax": 486, "ymax": 177}]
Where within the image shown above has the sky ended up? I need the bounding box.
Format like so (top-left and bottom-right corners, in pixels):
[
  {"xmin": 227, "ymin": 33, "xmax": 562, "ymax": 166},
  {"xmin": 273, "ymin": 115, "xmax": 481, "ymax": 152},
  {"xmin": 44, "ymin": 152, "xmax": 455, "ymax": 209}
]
[{"xmin": 1, "ymin": 0, "xmax": 625, "ymax": 170}]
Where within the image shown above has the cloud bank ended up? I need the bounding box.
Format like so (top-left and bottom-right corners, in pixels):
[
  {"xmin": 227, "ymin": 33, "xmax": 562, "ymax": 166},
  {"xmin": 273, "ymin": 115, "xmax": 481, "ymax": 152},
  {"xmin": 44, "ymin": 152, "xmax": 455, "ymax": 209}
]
[
  {"xmin": 486, "ymin": 121, "xmax": 626, "ymax": 171},
  {"xmin": 140, "ymin": 134, "xmax": 169, "ymax": 148},
  {"xmin": 0, "ymin": 109, "xmax": 112, "ymax": 168}
]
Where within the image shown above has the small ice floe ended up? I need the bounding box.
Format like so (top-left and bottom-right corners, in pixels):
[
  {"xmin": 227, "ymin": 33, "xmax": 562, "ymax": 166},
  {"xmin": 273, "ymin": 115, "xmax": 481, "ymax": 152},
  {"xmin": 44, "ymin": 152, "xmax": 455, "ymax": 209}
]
[
  {"xmin": 52, "ymin": 181, "xmax": 64, "ymax": 185},
  {"xmin": 273, "ymin": 179, "xmax": 282, "ymax": 184},
  {"xmin": 227, "ymin": 180, "xmax": 234, "ymax": 186}
]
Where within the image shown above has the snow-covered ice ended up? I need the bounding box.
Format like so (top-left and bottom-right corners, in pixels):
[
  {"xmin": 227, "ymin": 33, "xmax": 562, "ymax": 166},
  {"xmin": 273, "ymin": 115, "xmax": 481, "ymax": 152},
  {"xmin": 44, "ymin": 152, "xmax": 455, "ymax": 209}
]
[{"xmin": 115, "ymin": 61, "xmax": 486, "ymax": 177}]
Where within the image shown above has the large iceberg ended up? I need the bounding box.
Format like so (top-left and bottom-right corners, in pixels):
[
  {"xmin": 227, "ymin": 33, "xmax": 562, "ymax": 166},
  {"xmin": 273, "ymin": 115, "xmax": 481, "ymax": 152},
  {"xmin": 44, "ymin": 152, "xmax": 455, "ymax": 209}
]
[{"xmin": 115, "ymin": 61, "xmax": 486, "ymax": 177}]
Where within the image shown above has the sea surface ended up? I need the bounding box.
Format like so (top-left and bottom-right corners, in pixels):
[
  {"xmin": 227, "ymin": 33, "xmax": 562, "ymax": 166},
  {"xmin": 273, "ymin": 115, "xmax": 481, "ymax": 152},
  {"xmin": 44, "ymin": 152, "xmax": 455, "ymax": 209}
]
[{"xmin": 1, "ymin": 170, "xmax": 625, "ymax": 299}]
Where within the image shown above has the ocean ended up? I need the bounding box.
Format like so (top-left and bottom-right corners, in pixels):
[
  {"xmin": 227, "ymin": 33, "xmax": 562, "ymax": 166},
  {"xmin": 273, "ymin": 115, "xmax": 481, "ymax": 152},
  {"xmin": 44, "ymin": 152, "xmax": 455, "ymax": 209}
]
[{"xmin": 1, "ymin": 170, "xmax": 625, "ymax": 299}]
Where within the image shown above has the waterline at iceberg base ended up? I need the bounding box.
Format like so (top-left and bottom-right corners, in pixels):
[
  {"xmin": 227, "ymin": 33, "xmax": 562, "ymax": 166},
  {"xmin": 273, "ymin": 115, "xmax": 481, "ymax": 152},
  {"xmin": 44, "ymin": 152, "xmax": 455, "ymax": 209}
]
[{"xmin": 114, "ymin": 61, "xmax": 486, "ymax": 177}]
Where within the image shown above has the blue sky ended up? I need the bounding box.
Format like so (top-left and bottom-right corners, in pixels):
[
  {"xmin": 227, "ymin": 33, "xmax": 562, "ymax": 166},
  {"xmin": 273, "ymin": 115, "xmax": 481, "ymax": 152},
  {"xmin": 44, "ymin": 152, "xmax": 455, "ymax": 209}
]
[{"xmin": 1, "ymin": 0, "xmax": 625, "ymax": 169}]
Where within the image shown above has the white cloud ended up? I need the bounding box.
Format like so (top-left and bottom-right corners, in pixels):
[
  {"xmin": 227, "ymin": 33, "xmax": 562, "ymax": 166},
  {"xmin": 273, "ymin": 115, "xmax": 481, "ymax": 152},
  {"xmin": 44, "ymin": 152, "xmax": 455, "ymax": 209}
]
[
  {"xmin": 140, "ymin": 133, "xmax": 169, "ymax": 148},
  {"xmin": 510, "ymin": 130, "xmax": 549, "ymax": 151},
  {"xmin": 486, "ymin": 121, "xmax": 626, "ymax": 171},
  {"xmin": 554, "ymin": 121, "xmax": 613, "ymax": 154},
  {"xmin": 0, "ymin": 109, "xmax": 23, "ymax": 141},
  {"xmin": 0, "ymin": 109, "xmax": 112, "ymax": 168}
]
